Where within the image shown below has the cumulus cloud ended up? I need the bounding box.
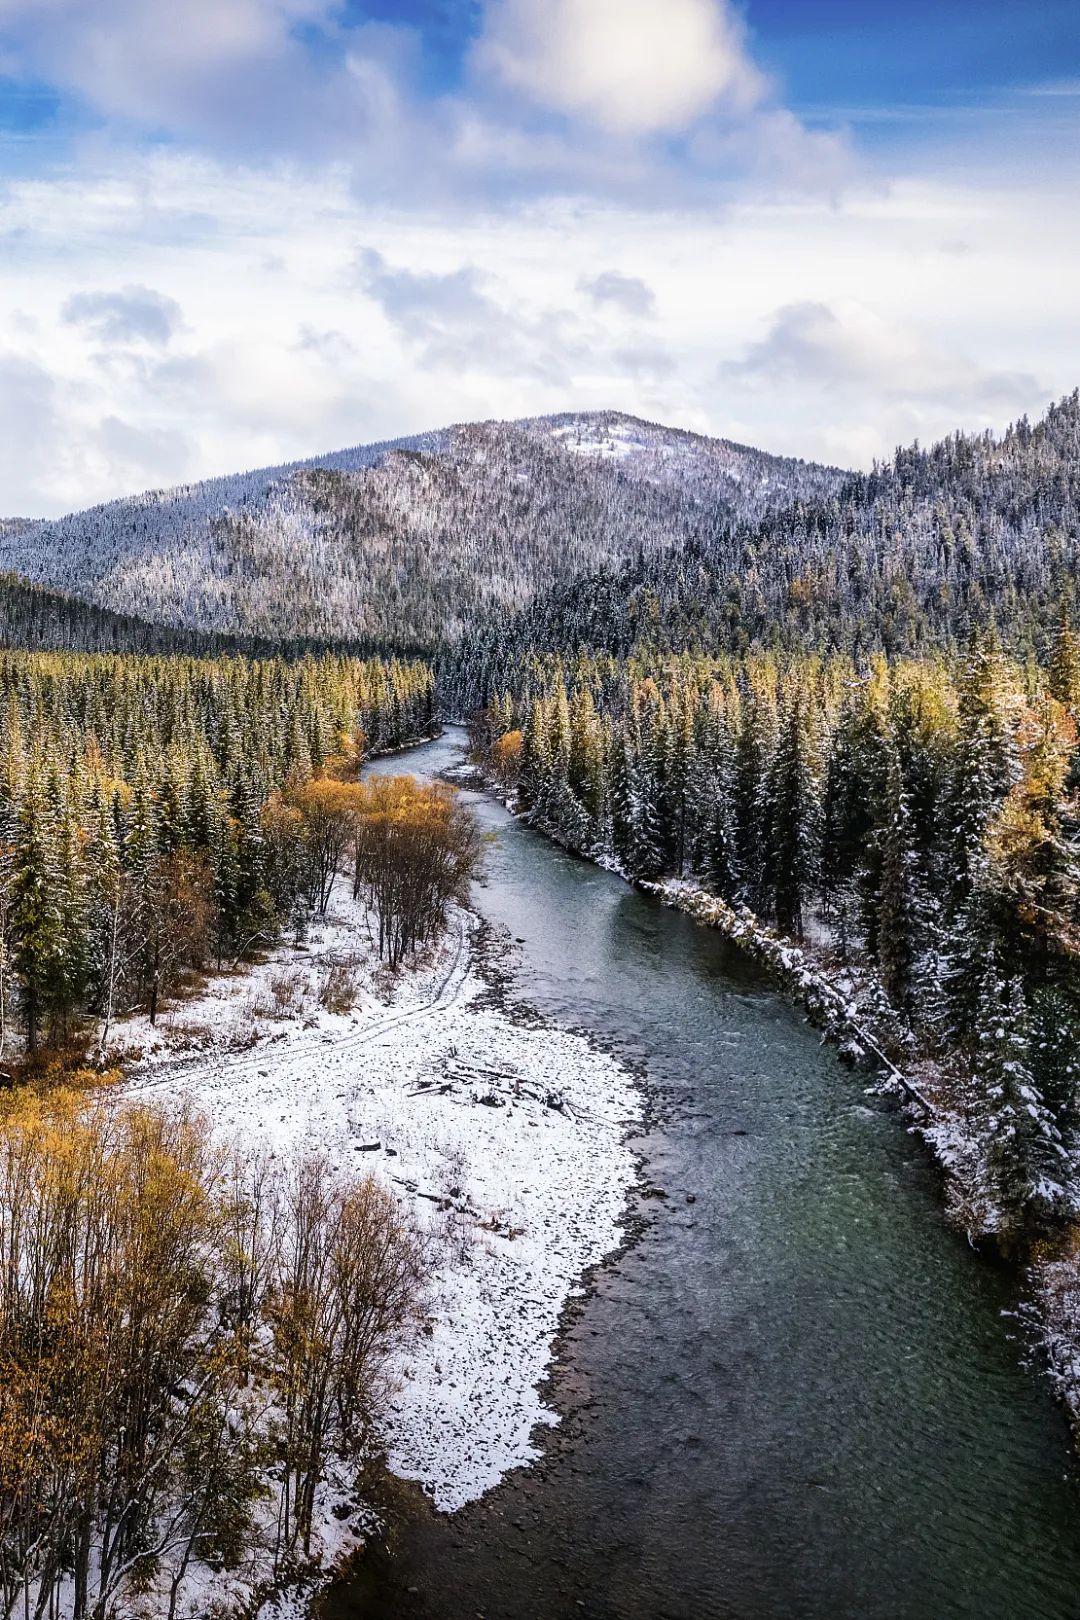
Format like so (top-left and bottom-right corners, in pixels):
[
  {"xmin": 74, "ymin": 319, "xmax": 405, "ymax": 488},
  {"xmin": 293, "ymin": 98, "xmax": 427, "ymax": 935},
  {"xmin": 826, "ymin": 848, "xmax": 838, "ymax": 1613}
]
[
  {"xmin": 357, "ymin": 251, "xmax": 497, "ymax": 345},
  {"xmin": 0, "ymin": 0, "xmax": 847, "ymax": 202},
  {"xmin": 356, "ymin": 248, "xmax": 580, "ymax": 384},
  {"xmin": 474, "ymin": 0, "xmax": 765, "ymax": 136},
  {"xmin": 62, "ymin": 286, "xmax": 182, "ymax": 347},
  {"xmin": 580, "ymin": 272, "xmax": 656, "ymax": 318},
  {"xmin": 689, "ymin": 105, "xmax": 856, "ymax": 194},
  {"xmin": 0, "ymin": 151, "xmax": 1073, "ymax": 514},
  {"xmin": 723, "ymin": 300, "xmax": 1041, "ymax": 413},
  {"xmin": 0, "ymin": 348, "xmax": 190, "ymax": 514},
  {"xmin": 0, "ymin": 0, "xmax": 333, "ymax": 135},
  {"xmin": 0, "ymin": 353, "xmax": 64, "ymax": 515}
]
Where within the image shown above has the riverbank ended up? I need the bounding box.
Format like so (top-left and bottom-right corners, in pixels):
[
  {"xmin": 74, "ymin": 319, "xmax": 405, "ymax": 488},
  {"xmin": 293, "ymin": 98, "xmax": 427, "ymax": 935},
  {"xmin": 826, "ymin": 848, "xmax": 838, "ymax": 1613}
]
[
  {"xmin": 471, "ymin": 761, "xmax": 1080, "ymax": 1455},
  {"xmin": 642, "ymin": 877, "xmax": 1080, "ymax": 1235},
  {"xmin": 650, "ymin": 879, "xmax": 1080, "ymax": 1447},
  {"xmin": 116, "ymin": 878, "xmax": 642, "ymax": 1616},
  {"xmin": 320, "ymin": 728, "xmax": 1080, "ymax": 1620},
  {"xmin": 470, "ymin": 751, "xmax": 1054, "ymax": 1239},
  {"xmin": 626, "ymin": 876, "xmax": 1080, "ymax": 1450}
]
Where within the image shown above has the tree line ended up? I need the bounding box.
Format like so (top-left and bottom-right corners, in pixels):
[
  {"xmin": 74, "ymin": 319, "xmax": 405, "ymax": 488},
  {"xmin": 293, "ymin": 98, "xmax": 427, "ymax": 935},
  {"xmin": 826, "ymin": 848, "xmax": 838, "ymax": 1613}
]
[
  {"xmin": 470, "ymin": 617, "xmax": 1080, "ymax": 1236},
  {"xmin": 447, "ymin": 392, "xmax": 1080, "ymax": 710},
  {"xmin": 0, "ymin": 649, "xmax": 438, "ymax": 1060}
]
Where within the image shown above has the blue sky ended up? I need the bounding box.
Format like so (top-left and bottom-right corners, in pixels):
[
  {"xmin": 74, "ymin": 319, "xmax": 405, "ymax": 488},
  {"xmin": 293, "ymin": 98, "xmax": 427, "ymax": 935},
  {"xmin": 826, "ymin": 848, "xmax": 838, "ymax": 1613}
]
[
  {"xmin": 4, "ymin": 0, "xmax": 1076, "ymax": 149},
  {"xmin": 758, "ymin": 0, "xmax": 1078, "ymax": 104},
  {"xmin": 0, "ymin": 0, "xmax": 1077, "ymax": 514}
]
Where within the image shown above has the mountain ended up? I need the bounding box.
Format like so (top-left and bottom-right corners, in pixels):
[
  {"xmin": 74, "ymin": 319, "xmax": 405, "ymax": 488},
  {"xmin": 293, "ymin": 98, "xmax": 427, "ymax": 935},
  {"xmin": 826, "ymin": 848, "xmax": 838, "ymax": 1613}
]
[
  {"xmin": 0, "ymin": 412, "xmax": 844, "ymax": 650},
  {"xmin": 0, "ymin": 572, "xmax": 376, "ymax": 658},
  {"xmin": 450, "ymin": 392, "xmax": 1080, "ymax": 696}
]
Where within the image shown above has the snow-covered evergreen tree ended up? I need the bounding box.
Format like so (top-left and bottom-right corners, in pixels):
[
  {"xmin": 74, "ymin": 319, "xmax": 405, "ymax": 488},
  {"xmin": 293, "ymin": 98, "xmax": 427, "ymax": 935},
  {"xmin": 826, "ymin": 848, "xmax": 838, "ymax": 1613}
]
[{"xmin": 979, "ymin": 968, "xmax": 1069, "ymax": 1229}]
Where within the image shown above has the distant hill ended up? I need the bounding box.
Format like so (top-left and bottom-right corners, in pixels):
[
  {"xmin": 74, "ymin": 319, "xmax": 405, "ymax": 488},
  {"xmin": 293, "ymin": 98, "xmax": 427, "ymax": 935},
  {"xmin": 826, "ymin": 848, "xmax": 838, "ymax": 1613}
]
[
  {"xmin": 0, "ymin": 412, "xmax": 844, "ymax": 649},
  {"xmin": 448, "ymin": 392, "xmax": 1080, "ymax": 698},
  {"xmin": 0, "ymin": 572, "xmax": 411, "ymax": 659}
]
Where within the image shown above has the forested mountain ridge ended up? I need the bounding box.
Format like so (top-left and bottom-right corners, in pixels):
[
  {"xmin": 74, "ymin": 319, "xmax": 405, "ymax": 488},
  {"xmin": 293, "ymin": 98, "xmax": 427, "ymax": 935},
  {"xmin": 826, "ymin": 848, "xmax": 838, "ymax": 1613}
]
[
  {"xmin": 450, "ymin": 390, "xmax": 1080, "ymax": 1253},
  {"xmin": 0, "ymin": 411, "xmax": 843, "ymax": 649},
  {"xmin": 0, "ymin": 571, "xmax": 422, "ymax": 658},
  {"xmin": 452, "ymin": 392, "xmax": 1080, "ymax": 702},
  {"xmin": 0, "ymin": 571, "xmax": 281, "ymax": 657}
]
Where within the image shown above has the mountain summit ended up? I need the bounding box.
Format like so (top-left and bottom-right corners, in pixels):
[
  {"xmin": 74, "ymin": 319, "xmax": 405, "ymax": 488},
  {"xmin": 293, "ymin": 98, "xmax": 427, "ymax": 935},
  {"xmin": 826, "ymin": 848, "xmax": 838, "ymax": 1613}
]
[{"xmin": 0, "ymin": 412, "xmax": 843, "ymax": 647}]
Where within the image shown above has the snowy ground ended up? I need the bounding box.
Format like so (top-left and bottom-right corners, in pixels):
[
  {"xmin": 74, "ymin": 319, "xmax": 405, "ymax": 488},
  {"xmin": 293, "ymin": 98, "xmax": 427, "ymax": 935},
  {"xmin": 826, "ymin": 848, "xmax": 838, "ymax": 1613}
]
[{"xmin": 118, "ymin": 876, "xmax": 642, "ymax": 1605}]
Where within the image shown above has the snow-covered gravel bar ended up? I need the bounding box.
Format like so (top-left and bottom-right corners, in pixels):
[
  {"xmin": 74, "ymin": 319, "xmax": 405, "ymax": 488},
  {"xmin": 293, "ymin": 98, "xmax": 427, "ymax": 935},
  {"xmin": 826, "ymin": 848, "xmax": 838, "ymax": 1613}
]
[{"xmin": 121, "ymin": 884, "xmax": 642, "ymax": 1514}]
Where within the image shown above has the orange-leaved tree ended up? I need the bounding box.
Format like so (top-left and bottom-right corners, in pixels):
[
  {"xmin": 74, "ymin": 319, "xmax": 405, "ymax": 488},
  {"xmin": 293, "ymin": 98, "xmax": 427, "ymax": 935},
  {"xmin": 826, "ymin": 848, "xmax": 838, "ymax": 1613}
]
[{"xmin": 351, "ymin": 776, "xmax": 482, "ymax": 967}]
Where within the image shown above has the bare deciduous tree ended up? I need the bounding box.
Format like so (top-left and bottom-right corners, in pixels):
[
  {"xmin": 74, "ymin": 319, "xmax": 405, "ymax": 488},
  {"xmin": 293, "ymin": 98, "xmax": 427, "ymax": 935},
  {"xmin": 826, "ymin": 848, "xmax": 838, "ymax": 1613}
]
[
  {"xmin": 353, "ymin": 777, "xmax": 483, "ymax": 968},
  {"xmin": 0, "ymin": 1096, "xmax": 427, "ymax": 1619}
]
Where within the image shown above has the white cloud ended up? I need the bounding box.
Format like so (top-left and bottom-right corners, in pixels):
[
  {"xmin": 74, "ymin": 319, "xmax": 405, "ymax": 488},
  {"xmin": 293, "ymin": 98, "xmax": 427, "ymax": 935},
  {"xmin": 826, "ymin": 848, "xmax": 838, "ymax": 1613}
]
[
  {"xmin": 0, "ymin": 352, "xmax": 66, "ymax": 514},
  {"xmin": 689, "ymin": 105, "xmax": 856, "ymax": 195},
  {"xmin": 96, "ymin": 415, "xmax": 195, "ymax": 489},
  {"xmin": 357, "ymin": 248, "xmax": 584, "ymax": 384},
  {"xmin": 0, "ymin": 0, "xmax": 331, "ymax": 130},
  {"xmin": 0, "ymin": 346, "xmax": 192, "ymax": 513},
  {"xmin": 0, "ymin": 0, "xmax": 851, "ymax": 202},
  {"xmin": 62, "ymin": 285, "xmax": 182, "ymax": 346},
  {"xmin": 358, "ymin": 251, "xmax": 498, "ymax": 342},
  {"xmin": 0, "ymin": 153, "xmax": 1074, "ymax": 515},
  {"xmin": 581, "ymin": 272, "xmax": 656, "ymax": 318},
  {"xmin": 724, "ymin": 300, "xmax": 1041, "ymax": 415},
  {"xmin": 474, "ymin": 0, "xmax": 765, "ymax": 136},
  {"xmin": 1023, "ymin": 79, "xmax": 1080, "ymax": 97}
]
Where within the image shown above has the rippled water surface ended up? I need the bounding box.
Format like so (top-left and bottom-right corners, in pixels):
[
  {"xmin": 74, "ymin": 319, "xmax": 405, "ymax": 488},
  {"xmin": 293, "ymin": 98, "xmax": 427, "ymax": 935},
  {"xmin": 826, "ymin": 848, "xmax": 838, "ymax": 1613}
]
[{"xmin": 334, "ymin": 730, "xmax": 1080, "ymax": 1619}]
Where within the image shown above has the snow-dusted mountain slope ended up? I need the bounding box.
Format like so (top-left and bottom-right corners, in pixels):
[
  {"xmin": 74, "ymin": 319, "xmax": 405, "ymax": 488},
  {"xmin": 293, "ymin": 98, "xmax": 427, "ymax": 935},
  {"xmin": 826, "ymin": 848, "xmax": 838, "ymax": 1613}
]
[{"xmin": 0, "ymin": 412, "xmax": 845, "ymax": 647}]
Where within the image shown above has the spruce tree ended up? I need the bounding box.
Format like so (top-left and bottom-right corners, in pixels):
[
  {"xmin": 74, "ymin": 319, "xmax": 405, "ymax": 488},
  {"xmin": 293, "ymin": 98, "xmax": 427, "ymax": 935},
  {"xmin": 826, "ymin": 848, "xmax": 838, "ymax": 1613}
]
[
  {"xmin": 950, "ymin": 633, "xmax": 1018, "ymax": 903},
  {"xmin": 11, "ymin": 778, "xmax": 68, "ymax": 1050},
  {"xmin": 979, "ymin": 969, "xmax": 1068, "ymax": 1228},
  {"xmin": 768, "ymin": 684, "xmax": 821, "ymax": 937},
  {"xmin": 876, "ymin": 746, "xmax": 920, "ymax": 1015}
]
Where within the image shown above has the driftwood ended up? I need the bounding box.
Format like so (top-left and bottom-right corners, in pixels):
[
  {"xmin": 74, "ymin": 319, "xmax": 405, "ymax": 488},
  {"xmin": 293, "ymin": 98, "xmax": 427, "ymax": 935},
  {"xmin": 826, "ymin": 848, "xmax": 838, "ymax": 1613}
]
[{"xmin": 845, "ymin": 1021, "xmax": 935, "ymax": 1116}]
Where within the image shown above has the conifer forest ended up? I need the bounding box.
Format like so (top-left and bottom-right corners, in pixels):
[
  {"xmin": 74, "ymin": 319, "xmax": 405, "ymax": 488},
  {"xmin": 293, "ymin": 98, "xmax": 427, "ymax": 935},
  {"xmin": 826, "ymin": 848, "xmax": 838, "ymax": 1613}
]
[
  {"xmin": 2, "ymin": 383, "xmax": 1080, "ymax": 1616},
  {"xmin": 6, "ymin": 385, "xmax": 1080, "ymax": 1613},
  {"xmin": 6, "ymin": 0, "xmax": 1080, "ymax": 1612}
]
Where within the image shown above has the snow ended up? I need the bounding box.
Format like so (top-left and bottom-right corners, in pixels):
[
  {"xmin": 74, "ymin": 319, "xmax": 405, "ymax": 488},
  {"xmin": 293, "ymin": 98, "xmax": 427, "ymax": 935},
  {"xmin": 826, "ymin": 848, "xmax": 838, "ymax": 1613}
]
[
  {"xmin": 0, "ymin": 410, "xmax": 842, "ymax": 642},
  {"xmin": 117, "ymin": 878, "xmax": 641, "ymax": 1600},
  {"xmin": 550, "ymin": 420, "xmax": 640, "ymax": 461}
]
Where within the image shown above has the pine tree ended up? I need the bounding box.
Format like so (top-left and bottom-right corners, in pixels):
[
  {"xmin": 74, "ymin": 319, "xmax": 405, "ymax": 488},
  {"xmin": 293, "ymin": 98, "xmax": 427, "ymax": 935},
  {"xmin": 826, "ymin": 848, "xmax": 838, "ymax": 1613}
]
[
  {"xmin": 1029, "ymin": 985, "xmax": 1080, "ymax": 1161},
  {"xmin": 950, "ymin": 633, "xmax": 1018, "ymax": 902},
  {"xmin": 768, "ymin": 684, "xmax": 821, "ymax": 936},
  {"xmin": 607, "ymin": 729, "xmax": 634, "ymax": 870},
  {"xmin": 665, "ymin": 685, "xmax": 696, "ymax": 874},
  {"xmin": 11, "ymin": 777, "xmax": 69, "ymax": 1050},
  {"xmin": 875, "ymin": 747, "xmax": 920, "ymax": 1015},
  {"xmin": 694, "ymin": 701, "xmax": 740, "ymax": 901},
  {"xmin": 979, "ymin": 968, "xmax": 1068, "ymax": 1228},
  {"xmin": 1049, "ymin": 602, "xmax": 1080, "ymax": 717},
  {"xmin": 943, "ymin": 878, "xmax": 999, "ymax": 1046},
  {"xmin": 734, "ymin": 680, "xmax": 777, "ymax": 913}
]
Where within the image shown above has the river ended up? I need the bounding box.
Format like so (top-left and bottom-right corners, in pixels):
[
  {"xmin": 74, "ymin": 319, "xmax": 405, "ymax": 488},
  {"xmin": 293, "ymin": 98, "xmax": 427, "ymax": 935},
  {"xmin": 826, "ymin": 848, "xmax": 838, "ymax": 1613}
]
[{"xmin": 332, "ymin": 727, "xmax": 1080, "ymax": 1619}]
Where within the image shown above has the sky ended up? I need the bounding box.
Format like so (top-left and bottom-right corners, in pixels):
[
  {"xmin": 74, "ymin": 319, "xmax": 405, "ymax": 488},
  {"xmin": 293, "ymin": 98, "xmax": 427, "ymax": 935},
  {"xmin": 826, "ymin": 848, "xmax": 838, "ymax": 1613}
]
[{"xmin": 0, "ymin": 0, "xmax": 1078, "ymax": 516}]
